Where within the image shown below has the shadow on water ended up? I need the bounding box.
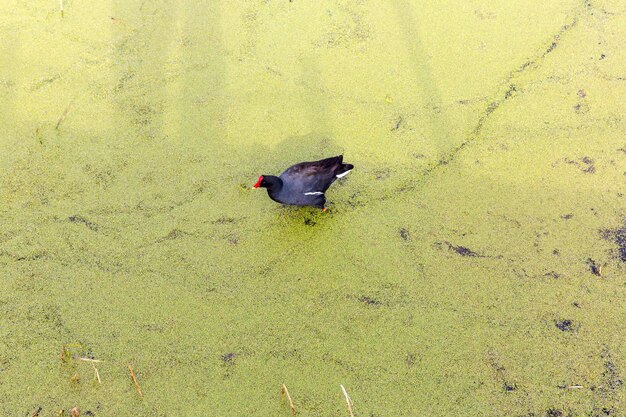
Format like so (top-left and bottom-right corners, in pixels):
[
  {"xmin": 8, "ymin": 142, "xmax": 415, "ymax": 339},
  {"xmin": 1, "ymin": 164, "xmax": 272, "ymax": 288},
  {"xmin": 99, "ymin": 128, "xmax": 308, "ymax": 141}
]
[
  {"xmin": 299, "ymin": 54, "xmax": 333, "ymax": 139},
  {"xmin": 110, "ymin": 0, "xmax": 229, "ymax": 151},
  {"xmin": 269, "ymin": 133, "xmax": 342, "ymax": 168},
  {"xmin": 167, "ymin": 0, "xmax": 228, "ymax": 153},
  {"xmin": 248, "ymin": 48, "xmax": 342, "ymax": 184},
  {"xmin": 391, "ymin": 1, "xmax": 451, "ymax": 157}
]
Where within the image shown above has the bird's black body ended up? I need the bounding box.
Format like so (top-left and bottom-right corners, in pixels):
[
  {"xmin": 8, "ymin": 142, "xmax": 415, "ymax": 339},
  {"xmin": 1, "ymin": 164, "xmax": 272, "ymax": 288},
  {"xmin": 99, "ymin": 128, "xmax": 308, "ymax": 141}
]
[{"xmin": 254, "ymin": 155, "xmax": 353, "ymax": 209}]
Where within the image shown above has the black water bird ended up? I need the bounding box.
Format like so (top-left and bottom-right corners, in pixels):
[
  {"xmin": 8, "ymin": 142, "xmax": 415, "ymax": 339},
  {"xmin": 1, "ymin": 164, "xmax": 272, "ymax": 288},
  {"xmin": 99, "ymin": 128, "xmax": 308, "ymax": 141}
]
[{"xmin": 253, "ymin": 155, "xmax": 353, "ymax": 210}]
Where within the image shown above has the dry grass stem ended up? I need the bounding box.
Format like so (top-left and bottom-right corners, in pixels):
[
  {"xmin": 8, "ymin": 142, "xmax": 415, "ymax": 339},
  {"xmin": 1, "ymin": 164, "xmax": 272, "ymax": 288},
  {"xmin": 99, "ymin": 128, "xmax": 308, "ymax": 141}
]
[
  {"xmin": 281, "ymin": 383, "xmax": 295, "ymax": 415},
  {"xmin": 55, "ymin": 99, "xmax": 75, "ymax": 130},
  {"xmin": 340, "ymin": 384, "xmax": 354, "ymax": 417},
  {"xmin": 73, "ymin": 356, "xmax": 102, "ymax": 363},
  {"xmin": 128, "ymin": 365, "xmax": 143, "ymax": 398},
  {"xmin": 93, "ymin": 365, "xmax": 101, "ymax": 384},
  {"xmin": 60, "ymin": 346, "xmax": 70, "ymax": 362}
]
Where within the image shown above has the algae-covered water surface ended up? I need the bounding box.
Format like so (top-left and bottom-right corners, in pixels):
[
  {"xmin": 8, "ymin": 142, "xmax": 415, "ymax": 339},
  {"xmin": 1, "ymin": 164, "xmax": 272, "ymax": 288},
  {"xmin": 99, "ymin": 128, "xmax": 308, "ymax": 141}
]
[{"xmin": 1, "ymin": 0, "xmax": 625, "ymax": 416}]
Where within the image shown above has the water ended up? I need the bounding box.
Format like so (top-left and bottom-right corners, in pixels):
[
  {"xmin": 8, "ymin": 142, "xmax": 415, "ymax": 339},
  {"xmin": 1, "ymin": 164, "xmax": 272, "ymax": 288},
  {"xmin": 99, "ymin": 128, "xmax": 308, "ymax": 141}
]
[{"xmin": 1, "ymin": 0, "xmax": 625, "ymax": 415}]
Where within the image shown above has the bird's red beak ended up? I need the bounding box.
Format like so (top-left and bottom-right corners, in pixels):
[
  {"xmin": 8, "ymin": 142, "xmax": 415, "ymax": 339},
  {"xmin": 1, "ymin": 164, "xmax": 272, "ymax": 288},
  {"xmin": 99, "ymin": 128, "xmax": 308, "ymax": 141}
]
[{"xmin": 253, "ymin": 175, "xmax": 263, "ymax": 188}]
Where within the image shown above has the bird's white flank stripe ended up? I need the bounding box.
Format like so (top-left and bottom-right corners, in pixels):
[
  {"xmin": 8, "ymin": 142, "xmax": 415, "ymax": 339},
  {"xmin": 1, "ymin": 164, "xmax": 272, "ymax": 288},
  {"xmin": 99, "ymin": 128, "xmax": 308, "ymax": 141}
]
[
  {"xmin": 336, "ymin": 169, "xmax": 352, "ymax": 178},
  {"xmin": 304, "ymin": 191, "xmax": 324, "ymax": 195}
]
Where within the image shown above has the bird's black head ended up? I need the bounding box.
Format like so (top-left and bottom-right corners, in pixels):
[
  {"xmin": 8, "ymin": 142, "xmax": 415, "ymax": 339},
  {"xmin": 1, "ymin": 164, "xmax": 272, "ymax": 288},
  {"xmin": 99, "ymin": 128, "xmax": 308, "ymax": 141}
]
[{"xmin": 252, "ymin": 175, "xmax": 281, "ymax": 191}]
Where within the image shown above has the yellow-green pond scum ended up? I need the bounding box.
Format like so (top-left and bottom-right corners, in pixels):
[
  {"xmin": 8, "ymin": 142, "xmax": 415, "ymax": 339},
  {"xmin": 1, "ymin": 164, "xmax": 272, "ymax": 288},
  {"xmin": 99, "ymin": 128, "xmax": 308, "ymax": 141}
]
[{"xmin": 1, "ymin": 0, "xmax": 625, "ymax": 416}]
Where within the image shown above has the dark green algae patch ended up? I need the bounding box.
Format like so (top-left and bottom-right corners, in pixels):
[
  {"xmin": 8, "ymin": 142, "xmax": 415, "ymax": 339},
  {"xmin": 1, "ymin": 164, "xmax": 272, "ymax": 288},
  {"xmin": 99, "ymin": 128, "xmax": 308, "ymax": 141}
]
[{"xmin": 1, "ymin": 0, "xmax": 625, "ymax": 416}]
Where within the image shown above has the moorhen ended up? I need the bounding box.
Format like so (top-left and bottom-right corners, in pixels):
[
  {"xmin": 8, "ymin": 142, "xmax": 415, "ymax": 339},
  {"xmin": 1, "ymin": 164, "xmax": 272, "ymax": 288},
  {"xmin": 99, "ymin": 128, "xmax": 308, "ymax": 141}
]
[{"xmin": 253, "ymin": 155, "xmax": 353, "ymax": 210}]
